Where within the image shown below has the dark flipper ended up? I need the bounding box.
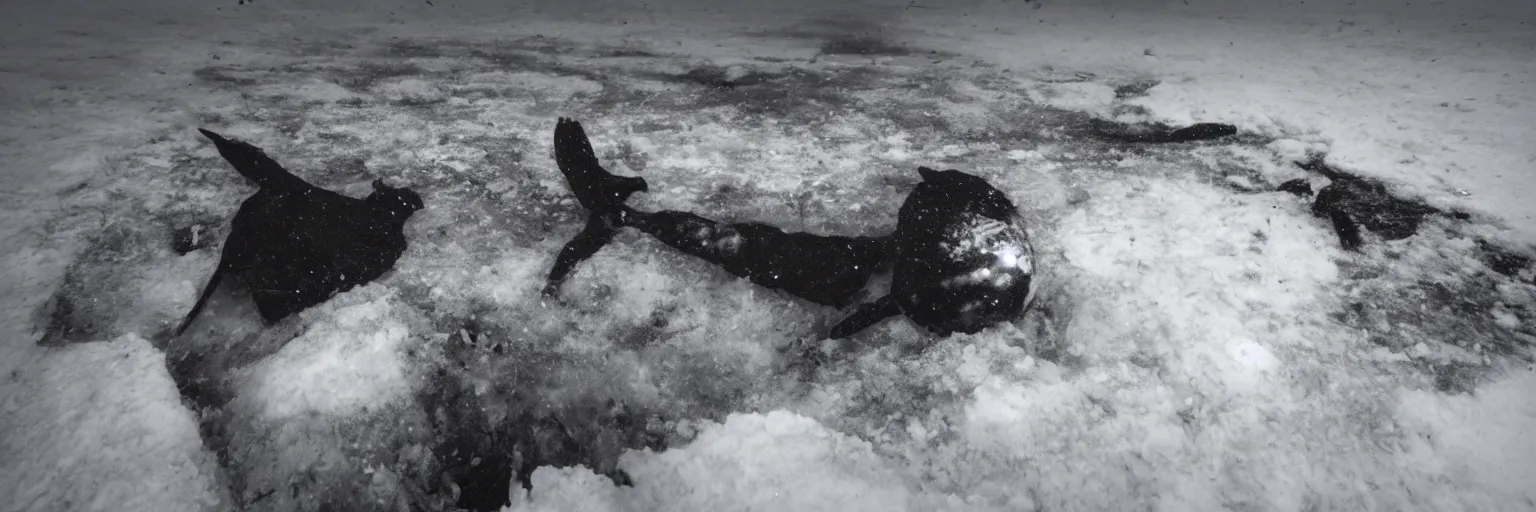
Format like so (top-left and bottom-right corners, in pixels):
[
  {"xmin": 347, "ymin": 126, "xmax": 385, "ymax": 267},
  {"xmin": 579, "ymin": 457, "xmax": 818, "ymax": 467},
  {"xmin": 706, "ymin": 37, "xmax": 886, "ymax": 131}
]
[
  {"xmin": 542, "ymin": 213, "xmax": 622, "ymax": 297},
  {"xmin": 543, "ymin": 117, "xmax": 648, "ymax": 297},
  {"xmin": 1090, "ymin": 120, "xmax": 1238, "ymax": 144},
  {"xmin": 828, "ymin": 295, "xmax": 901, "ymax": 339},
  {"xmin": 1328, "ymin": 209, "xmax": 1363, "ymax": 251},
  {"xmin": 198, "ymin": 128, "xmax": 310, "ymax": 191},
  {"xmin": 174, "ymin": 267, "xmax": 225, "ymax": 336},
  {"xmin": 1163, "ymin": 123, "xmax": 1238, "ymax": 143},
  {"xmin": 553, "ymin": 118, "xmax": 647, "ymax": 213}
]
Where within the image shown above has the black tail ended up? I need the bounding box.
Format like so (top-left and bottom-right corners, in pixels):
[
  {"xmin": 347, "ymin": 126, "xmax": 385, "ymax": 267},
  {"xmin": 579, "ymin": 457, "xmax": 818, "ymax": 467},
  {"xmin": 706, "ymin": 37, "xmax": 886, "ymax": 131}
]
[
  {"xmin": 175, "ymin": 267, "xmax": 225, "ymax": 337},
  {"xmin": 198, "ymin": 128, "xmax": 307, "ymax": 191},
  {"xmin": 542, "ymin": 118, "xmax": 648, "ymax": 297},
  {"xmin": 542, "ymin": 213, "xmax": 623, "ymax": 297},
  {"xmin": 553, "ymin": 118, "xmax": 647, "ymax": 213}
]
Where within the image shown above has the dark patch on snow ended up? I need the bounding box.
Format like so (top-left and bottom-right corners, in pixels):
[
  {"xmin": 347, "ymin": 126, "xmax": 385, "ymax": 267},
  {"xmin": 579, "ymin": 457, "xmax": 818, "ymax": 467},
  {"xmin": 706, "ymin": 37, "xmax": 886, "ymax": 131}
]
[
  {"xmin": 819, "ymin": 36, "xmax": 914, "ymax": 56},
  {"xmin": 1423, "ymin": 360, "xmax": 1487, "ymax": 395},
  {"xmin": 194, "ymin": 66, "xmax": 260, "ymax": 86},
  {"xmin": 421, "ymin": 324, "xmax": 673, "ymax": 511},
  {"xmin": 37, "ymin": 220, "xmax": 175, "ymax": 346},
  {"xmin": 1474, "ymin": 238, "xmax": 1533, "ymax": 278},
  {"xmin": 1296, "ymin": 156, "xmax": 1440, "ymax": 250},
  {"xmin": 1277, "ymin": 178, "xmax": 1314, "ymax": 197},
  {"xmin": 1087, "ymin": 119, "xmax": 1239, "ymax": 144},
  {"xmin": 1113, "ymin": 79, "xmax": 1160, "ymax": 99}
]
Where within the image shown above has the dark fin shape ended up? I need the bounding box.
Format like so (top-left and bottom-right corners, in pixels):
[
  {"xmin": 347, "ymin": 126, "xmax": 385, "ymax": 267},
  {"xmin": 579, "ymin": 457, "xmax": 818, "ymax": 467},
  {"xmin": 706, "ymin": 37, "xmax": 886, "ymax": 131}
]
[
  {"xmin": 1277, "ymin": 178, "xmax": 1314, "ymax": 197},
  {"xmin": 553, "ymin": 117, "xmax": 648, "ymax": 213},
  {"xmin": 542, "ymin": 213, "xmax": 622, "ymax": 297},
  {"xmin": 1294, "ymin": 155, "xmax": 1351, "ymax": 182},
  {"xmin": 828, "ymin": 295, "xmax": 900, "ymax": 339},
  {"xmin": 542, "ymin": 117, "xmax": 650, "ymax": 298},
  {"xmin": 197, "ymin": 128, "xmax": 309, "ymax": 191},
  {"xmin": 174, "ymin": 267, "xmax": 225, "ymax": 337},
  {"xmin": 1329, "ymin": 210, "xmax": 1363, "ymax": 251},
  {"xmin": 917, "ymin": 166, "xmax": 942, "ymax": 182},
  {"xmin": 1164, "ymin": 122, "xmax": 1237, "ymax": 142}
]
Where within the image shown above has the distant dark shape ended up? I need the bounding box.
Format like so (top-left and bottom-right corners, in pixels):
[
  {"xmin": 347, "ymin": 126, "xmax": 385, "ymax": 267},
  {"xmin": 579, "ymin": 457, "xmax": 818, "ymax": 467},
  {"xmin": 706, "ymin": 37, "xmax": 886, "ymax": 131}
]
[
  {"xmin": 541, "ymin": 118, "xmax": 1035, "ymax": 340},
  {"xmin": 829, "ymin": 167, "xmax": 1035, "ymax": 338},
  {"xmin": 542, "ymin": 118, "xmax": 885, "ymax": 308},
  {"xmin": 1277, "ymin": 178, "xmax": 1314, "ymax": 198},
  {"xmin": 1474, "ymin": 238, "xmax": 1533, "ymax": 278},
  {"xmin": 175, "ymin": 128, "xmax": 424, "ymax": 336},
  {"xmin": 1295, "ymin": 156, "xmax": 1438, "ymax": 251},
  {"xmin": 1113, "ymin": 79, "xmax": 1161, "ymax": 100},
  {"xmin": 1090, "ymin": 119, "xmax": 1239, "ymax": 144},
  {"xmin": 1165, "ymin": 123, "xmax": 1238, "ymax": 142}
]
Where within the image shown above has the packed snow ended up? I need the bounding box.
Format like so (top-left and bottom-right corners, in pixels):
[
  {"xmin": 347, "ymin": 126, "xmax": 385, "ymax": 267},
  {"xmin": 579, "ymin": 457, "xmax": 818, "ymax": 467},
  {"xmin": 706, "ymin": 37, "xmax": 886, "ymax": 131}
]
[{"xmin": 1, "ymin": 0, "xmax": 1533, "ymax": 511}]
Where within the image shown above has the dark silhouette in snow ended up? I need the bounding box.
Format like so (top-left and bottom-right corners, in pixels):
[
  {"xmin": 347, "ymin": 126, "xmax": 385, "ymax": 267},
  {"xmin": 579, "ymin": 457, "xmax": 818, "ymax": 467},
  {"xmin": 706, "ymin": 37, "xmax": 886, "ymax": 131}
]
[
  {"xmin": 1090, "ymin": 119, "xmax": 1239, "ymax": 143},
  {"xmin": 1292, "ymin": 156, "xmax": 1438, "ymax": 251},
  {"xmin": 175, "ymin": 129, "xmax": 424, "ymax": 336},
  {"xmin": 1277, "ymin": 178, "xmax": 1313, "ymax": 198},
  {"xmin": 541, "ymin": 118, "xmax": 1034, "ymax": 339},
  {"xmin": 830, "ymin": 167, "xmax": 1035, "ymax": 338},
  {"xmin": 543, "ymin": 118, "xmax": 886, "ymax": 308}
]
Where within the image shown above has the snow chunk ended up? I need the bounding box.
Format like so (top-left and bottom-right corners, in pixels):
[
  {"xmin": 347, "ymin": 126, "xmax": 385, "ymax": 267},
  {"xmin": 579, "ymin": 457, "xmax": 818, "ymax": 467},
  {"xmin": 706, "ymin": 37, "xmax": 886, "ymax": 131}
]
[
  {"xmin": 1397, "ymin": 370, "xmax": 1536, "ymax": 506},
  {"xmin": 239, "ymin": 287, "xmax": 414, "ymax": 420},
  {"xmin": 509, "ymin": 411, "xmax": 918, "ymax": 512},
  {"xmin": 0, "ymin": 334, "xmax": 228, "ymax": 511}
]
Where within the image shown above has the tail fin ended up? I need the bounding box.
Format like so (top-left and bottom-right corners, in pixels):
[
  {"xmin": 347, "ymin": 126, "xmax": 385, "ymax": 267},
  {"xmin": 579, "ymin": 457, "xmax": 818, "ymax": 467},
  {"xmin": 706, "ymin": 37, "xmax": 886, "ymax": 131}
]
[
  {"xmin": 542, "ymin": 212, "xmax": 623, "ymax": 297},
  {"xmin": 174, "ymin": 267, "xmax": 225, "ymax": 337},
  {"xmin": 553, "ymin": 117, "xmax": 647, "ymax": 213},
  {"xmin": 198, "ymin": 128, "xmax": 307, "ymax": 191},
  {"xmin": 542, "ymin": 117, "xmax": 647, "ymax": 297}
]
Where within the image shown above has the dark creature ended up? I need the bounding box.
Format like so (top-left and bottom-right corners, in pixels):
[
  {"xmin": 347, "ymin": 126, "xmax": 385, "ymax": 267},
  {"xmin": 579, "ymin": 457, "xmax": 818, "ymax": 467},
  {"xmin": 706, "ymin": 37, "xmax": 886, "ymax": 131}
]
[
  {"xmin": 543, "ymin": 118, "xmax": 885, "ymax": 308},
  {"xmin": 174, "ymin": 128, "xmax": 424, "ymax": 336},
  {"xmin": 1291, "ymin": 156, "xmax": 1438, "ymax": 251},
  {"xmin": 829, "ymin": 167, "xmax": 1035, "ymax": 338},
  {"xmin": 1090, "ymin": 119, "xmax": 1239, "ymax": 144},
  {"xmin": 540, "ymin": 118, "xmax": 1035, "ymax": 339}
]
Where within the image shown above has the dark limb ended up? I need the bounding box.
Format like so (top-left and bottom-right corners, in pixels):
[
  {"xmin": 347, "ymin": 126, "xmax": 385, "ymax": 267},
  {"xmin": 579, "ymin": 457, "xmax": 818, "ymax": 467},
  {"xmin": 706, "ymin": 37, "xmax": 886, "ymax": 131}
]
[
  {"xmin": 174, "ymin": 267, "xmax": 226, "ymax": 336},
  {"xmin": 624, "ymin": 209, "xmax": 888, "ymax": 308},
  {"xmin": 827, "ymin": 295, "xmax": 900, "ymax": 339},
  {"xmin": 1163, "ymin": 123, "xmax": 1238, "ymax": 143},
  {"xmin": 542, "ymin": 212, "xmax": 622, "ymax": 297},
  {"xmin": 1089, "ymin": 120, "xmax": 1238, "ymax": 143},
  {"xmin": 1326, "ymin": 208, "xmax": 1364, "ymax": 251},
  {"xmin": 198, "ymin": 128, "xmax": 312, "ymax": 191},
  {"xmin": 540, "ymin": 118, "xmax": 648, "ymax": 298}
]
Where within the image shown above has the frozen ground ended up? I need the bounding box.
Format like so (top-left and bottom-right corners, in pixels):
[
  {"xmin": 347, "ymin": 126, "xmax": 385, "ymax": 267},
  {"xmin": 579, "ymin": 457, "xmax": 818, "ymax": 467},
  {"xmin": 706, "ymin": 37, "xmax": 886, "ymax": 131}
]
[{"xmin": 1, "ymin": 0, "xmax": 1534, "ymax": 511}]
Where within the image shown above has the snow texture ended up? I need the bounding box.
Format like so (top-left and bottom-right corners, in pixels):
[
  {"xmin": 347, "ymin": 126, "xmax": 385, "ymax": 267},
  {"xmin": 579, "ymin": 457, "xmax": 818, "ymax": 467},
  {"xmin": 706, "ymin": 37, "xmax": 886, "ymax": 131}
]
[{"xmin": 2, "ymin": 0, "xmax": 1534, "ymax": 510}]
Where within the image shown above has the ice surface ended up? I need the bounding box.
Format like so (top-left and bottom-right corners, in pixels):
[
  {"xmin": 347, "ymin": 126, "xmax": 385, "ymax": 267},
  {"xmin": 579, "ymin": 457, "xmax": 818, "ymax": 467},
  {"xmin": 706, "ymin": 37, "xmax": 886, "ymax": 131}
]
[
  {"xmin": 0, "ymin": 335, "xmax": 229, "ymax": 512},
  {"xmin": 2, "ymin": 0, "xmax": 1534, "ymax": 510}
]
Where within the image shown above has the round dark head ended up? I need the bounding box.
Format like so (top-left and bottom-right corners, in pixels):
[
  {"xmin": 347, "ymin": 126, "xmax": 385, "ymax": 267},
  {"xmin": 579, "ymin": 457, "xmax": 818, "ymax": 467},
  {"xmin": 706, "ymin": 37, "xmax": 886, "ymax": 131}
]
[
  {"xmin": 892, "ymin": 166, "xmax": 1034, "ymax": 336},
  {"xmin": 368, "ymin": 179, "xmax": 425, "ymax": 221},
  {"xmin": 913, "ymin": 167, "xmax": 1018, "ymax": 221}
]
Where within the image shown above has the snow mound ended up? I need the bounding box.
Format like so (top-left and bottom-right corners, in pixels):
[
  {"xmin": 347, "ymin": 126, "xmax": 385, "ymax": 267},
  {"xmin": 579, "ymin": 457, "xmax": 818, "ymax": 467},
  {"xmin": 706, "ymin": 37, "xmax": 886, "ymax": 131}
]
[
  {"xmin": 508, "ymin": 411, "xmax": 934, "ymax": 512},
  {"xmin": 0, "ymin": 334, "xmax": 228, "ymax": 512}
]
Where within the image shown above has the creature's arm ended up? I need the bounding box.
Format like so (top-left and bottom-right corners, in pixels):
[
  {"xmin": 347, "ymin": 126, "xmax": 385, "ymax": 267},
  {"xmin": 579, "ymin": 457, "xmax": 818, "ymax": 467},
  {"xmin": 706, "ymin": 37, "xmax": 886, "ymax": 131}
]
[{"xmin": 827, "ymin": 295, "xmax": 900, "ymax": 339}]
